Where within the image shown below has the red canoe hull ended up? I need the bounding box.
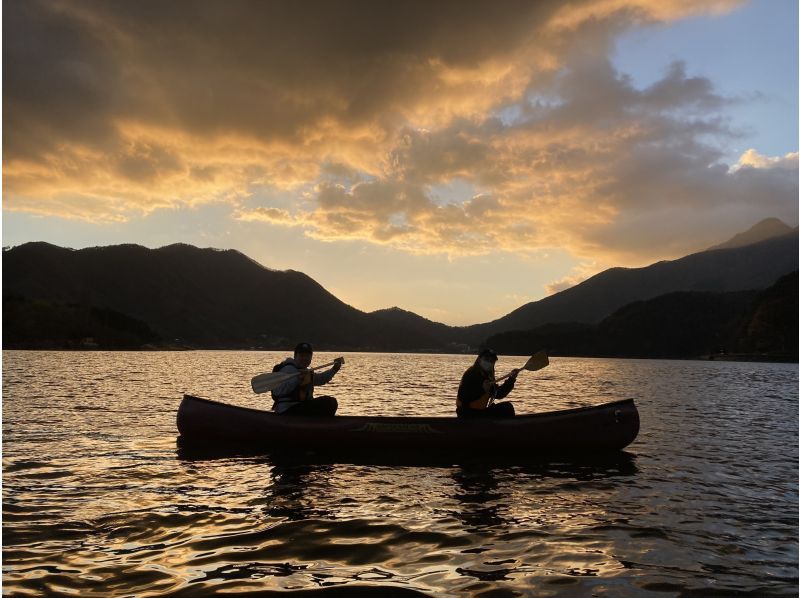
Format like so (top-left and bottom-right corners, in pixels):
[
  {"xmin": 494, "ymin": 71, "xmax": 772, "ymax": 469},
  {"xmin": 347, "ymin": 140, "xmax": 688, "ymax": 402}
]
[{"xmin": 177, "ymin": 395, "xmax": 640, "ymax": 455}]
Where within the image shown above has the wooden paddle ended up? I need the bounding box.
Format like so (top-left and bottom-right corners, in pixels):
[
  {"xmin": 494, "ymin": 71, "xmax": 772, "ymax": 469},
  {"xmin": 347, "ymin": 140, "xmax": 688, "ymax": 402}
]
[
  {"xmin": 251, "ymin": 357, "xmax": 345, "ymax": 394},
  {"xmin": 485, "ymin": 351, "xmax": 549, "ymax": 409},
  {"xmin": 494, "ymin": 350, "xmax": 549, "ymax": 383}
]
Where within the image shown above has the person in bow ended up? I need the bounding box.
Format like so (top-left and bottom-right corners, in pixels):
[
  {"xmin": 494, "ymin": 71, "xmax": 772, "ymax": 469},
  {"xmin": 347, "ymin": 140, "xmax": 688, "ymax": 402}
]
[
  {"xmin": 271, "ymin": 342, "xmax": 343, "ymax": 416},
  {"xmin": 456, "ymin": 348, "xmax": 518, "ymax": 418}
]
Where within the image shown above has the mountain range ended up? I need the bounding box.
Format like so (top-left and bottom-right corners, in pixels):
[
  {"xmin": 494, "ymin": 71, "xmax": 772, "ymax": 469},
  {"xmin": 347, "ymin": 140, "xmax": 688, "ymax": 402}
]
[
  {"xmin": 3, "ymin": 218, "xmax": 797, "ymax": 359},
  {"xmin": 462, "ymin": 221, "xmax": 797, "ymax": 344},
  {"xmin": 708, "ymin": 217, "xmax": 793, "ymax": 250},
  {"xmin": 487, "ymin": 272, "xmax": 797, "ymax": 361},
  {"xmin": 3, "ymin": 243, "xmax": 451, "ymax": 351}
]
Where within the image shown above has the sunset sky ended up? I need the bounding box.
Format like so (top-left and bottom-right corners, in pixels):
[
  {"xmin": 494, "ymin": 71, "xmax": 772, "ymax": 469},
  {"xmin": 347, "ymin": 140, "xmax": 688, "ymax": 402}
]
[{"xmin": 3, "ymin": 0, "xmax": 798, "ymax": 325}]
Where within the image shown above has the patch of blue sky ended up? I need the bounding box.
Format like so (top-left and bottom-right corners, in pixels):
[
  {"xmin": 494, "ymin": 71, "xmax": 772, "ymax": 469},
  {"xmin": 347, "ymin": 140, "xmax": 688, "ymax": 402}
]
[
  {"xmin": 524, "ymin": 89, "xmax": 565, "ymax": 107},
  {"xmin": 492, "ymin": 90, "xmax": 566, "ymax": 128},
  {"xmin": 428, "ymin": 177, "xmax": 479, "ymax": 206},
  {"xmin": 242, "ymin": 183, "xmax": 311, "ymax": 211},
  {"xmin": 493, "ymin": 103, "xmax": 524, "ymax": 127},
  {"xmin": 317, "ymin": 160, "xmax": 375, "ymax": 186},
  {"xmin": 387, "ymin": 212, "xmax": 410, "ymax": 228},
  {"xmin": 612, "ymin": 0, "xmax": 798, "ymax": 161}
]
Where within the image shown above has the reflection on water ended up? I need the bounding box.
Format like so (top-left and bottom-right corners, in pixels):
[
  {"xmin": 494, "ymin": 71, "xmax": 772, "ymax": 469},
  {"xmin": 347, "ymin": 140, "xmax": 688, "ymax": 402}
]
[
  {"xmin": 265, "ymin": 460, "xmax": 336, "ymax": 521},
  {"xmin": 451, "ymin": 463, "xmax": 510, "ymax": 531},
  {"xmin": 170, "ymin": 450, "xmax": 644, "ymax": 594},
  {"xmin": 3, "ymin": 351, "xmax": 798, "ymax": 596}
]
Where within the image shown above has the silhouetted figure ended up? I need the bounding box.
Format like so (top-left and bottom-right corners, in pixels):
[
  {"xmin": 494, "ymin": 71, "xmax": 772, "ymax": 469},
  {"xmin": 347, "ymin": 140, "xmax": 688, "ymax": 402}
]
[
  {"xmin": 271, "ymin": 342, "xmax": 342, "ymax": 416},
  {"xmin": 456, "ymin": 349, "xmax": 518, "ymax": 418}
]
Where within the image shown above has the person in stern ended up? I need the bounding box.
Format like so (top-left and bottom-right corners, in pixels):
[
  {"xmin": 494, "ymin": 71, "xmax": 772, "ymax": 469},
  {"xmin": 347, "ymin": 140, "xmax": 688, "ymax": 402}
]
[
  {"xmin": 271, "ymin": 342, "xmax": 343, "ymax": 416},
  {"xmin": 456, "ymin": 348, "xmax": 519, "ymax": 418}
]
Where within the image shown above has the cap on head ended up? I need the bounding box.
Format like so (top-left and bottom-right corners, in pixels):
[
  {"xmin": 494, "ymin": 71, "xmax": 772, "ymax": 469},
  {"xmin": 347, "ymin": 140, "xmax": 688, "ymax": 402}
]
[
  {"xmin": 478, "ymin": 348, "xmax": 498, "ymax": 362},
  {"xmin": 294, "ymin": 342, "xmax": 313, "ymax": 355}
]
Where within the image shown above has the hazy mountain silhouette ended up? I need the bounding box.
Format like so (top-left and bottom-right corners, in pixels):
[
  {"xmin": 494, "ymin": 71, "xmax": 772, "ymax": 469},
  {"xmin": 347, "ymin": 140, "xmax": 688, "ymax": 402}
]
[
  {"xmin": 486, "ymin": 272, "xmax": 798, "ymax": 361},
  {"xmin": 2, "ymin": 242, "xmax": 450, "ymax": 351},
  {"xmin": 732, "ymin": 270, "xmax": 798, "ymax": 356},
  {"xmin": 3, "ymin": 218, "xmax": 797, "ymax": 355},
  {"xmin": 4, "ymin": 293, "xmax": 162, "ymax": 349},
  {"xmin": 369, "ymin": 307, "xmax": 459, "ymax": 347},
  {"xmin": 708, "ymin": 217, "xmax": 794, "ymax": 250},
  {"xmin": 460, "ymin": 227, "xmax": 798, "ymax": 344}
]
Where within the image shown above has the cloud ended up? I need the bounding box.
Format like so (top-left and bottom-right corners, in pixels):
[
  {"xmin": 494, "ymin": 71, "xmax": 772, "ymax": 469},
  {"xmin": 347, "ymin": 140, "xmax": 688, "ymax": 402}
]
[
  {"xmin": 234, "ymin": 206, "xmax": 301, "ymax": 225},
  {"xmin": 548, "ymin": 0, "xmax": 744, "ymax": 31},
  {"xmin": 544, "ymin": 260, "xmax": 606, "ymax": 294},
  {"xmin": 4, "ymin": 0, "xmax": 795, "ymax": 270},
  {"xmin": 268, "ymin": 52, "xmax": 795, "ymax": 264},
  {"xmin": 4, "ymin": 0, "xmax": 561, "ymax": 159},
  {"xmin": 731, "ymin": 149, "xmax": 799, "ymax": 171}
]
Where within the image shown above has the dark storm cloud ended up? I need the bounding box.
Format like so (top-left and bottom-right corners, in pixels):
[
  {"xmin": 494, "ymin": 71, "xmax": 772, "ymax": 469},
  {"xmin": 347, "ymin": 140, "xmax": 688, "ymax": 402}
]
[{"xmin": 4, "ymin": 0, "xmax": 560, "ymax": 157}]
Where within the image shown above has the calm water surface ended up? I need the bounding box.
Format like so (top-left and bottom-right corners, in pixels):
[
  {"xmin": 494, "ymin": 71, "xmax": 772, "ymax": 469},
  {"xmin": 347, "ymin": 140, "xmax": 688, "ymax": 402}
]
[{"xmin": 3, "ymin": 351, "xmax": 798, "ymax": 596}]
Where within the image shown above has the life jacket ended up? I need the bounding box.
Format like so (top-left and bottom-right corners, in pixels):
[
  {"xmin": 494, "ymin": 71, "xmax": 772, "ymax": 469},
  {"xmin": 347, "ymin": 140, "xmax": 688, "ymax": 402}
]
[
  {"xmin": 456, "ymin": 365, "xmax": 495, "ymax": 410},
  {"xmin": 271, "ymin": 360, "xmax": 312, "ymax": 407}
]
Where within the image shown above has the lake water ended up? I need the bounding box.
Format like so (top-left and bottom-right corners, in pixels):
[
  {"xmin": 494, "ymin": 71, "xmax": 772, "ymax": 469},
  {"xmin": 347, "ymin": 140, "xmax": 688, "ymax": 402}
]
[{"xmin": 3, "ymin": 350, "xmax": 798, "ymax": 596}]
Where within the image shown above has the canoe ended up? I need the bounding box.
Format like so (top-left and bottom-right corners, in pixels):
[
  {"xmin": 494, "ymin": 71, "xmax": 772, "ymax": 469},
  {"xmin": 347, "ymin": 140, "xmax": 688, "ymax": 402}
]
[{"xmin": 176, "ymin": 395, "xmax": 640, "ymax": 455}]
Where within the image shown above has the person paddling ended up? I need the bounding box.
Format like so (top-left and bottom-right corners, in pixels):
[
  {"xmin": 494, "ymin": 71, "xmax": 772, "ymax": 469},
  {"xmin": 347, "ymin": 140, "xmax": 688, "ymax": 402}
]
[
  {"xmin": 271, "ymin": 342, "xmax": 343, "ymax": 416},
  {"xmin": 456, "ymin": 349, "xmax": 519, "ymax": 418}
]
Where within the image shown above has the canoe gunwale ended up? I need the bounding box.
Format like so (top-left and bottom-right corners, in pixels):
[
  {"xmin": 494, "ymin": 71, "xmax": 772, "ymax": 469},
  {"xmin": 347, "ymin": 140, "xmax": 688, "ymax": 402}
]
[
  {"xmin": 176, "ymin": 393, "xmax": 640, "ymax": 455},
  {"xmin": 179, "ymin": 393, "xmax": 637, "ymax": 424}
]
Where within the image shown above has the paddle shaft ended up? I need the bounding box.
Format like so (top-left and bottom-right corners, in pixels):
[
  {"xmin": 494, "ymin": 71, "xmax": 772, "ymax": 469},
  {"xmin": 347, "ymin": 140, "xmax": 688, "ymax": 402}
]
[
  {"xmin": 494, "ymin": 370, "xmax": 517, "ymax": 384},
  {"xmin": 487, "ymin": 352, "xmax": 549, "ymax": 406},
  {"xmin": 486, "ymin": 372, "xmax": 516, "ymax": 407},
  {"xmin": 495, "ymin": 352, "xmax": 549, "ymax": 383},
  {"xmin": 275, "ymin": 359, "xmax": 338, "ymax": 383},
  {"xmin": 251, "ymin": 358, "xmax": 342, "ymax": 394}
]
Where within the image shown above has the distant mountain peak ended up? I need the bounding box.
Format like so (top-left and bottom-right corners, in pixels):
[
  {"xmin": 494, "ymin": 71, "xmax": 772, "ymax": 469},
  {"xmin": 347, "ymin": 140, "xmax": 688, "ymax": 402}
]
[
  {"xmin": 373, "ymin": 306, "xmax": 411, "ymax": 315},
  {"xmin": 371, "ymin": 306, "xmax": 426, "ymax": 321},
  {"xmin": 709, "ymin": 218, "xmax": 793, "ymax": 251},
  {"xmin": 370, "ymin": 306, "xmax": 452, "ymax": 329}
]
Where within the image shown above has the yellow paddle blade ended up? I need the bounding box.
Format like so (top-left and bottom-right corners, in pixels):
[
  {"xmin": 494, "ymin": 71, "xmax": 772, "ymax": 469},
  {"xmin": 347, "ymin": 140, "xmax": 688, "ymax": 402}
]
[
  {"xmin": 495, "ymin": 350, "xmax": 549, "ymax": 383},
  {"xmin": 523, "ymin": 350, "xmax": 549, "ymax": 371}
]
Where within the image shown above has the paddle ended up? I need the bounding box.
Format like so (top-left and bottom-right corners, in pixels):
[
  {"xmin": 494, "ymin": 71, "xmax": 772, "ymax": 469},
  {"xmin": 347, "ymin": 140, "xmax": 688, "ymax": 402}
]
[
  {"xmin": 494, "ymin": 350, "xmax": 549, "ymax": 383},
  {"xmin": 251, "ymin": 357, "xmax": 345, "ymax": 394},
  {"xmin": 485, "ymin": 351, "xmax": 548, "ymax": 409}
]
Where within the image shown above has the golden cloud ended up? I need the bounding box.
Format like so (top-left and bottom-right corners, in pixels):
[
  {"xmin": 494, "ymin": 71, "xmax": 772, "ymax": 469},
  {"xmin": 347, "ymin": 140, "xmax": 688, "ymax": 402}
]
[
  {"xmin": 732, "ymin": 149, "xmax": 799, "ymax": 171},
  {"xmin": 4, "ymin": 0, "xmax": 795, "ymax": 270},
  {"xmin": 549, "ymin": 0, "xmax": 744, "ymax": 31}
]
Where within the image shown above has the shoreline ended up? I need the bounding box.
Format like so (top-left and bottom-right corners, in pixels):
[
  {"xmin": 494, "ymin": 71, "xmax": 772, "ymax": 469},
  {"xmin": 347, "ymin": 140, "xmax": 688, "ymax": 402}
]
[{"xmin": 3, "ymin": 346, "xmax": 796, "ymax": 364}]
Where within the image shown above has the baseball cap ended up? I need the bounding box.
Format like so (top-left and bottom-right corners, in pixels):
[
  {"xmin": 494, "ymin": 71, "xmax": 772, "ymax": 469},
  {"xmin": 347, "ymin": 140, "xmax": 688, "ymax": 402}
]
[
  {"xmin": 478, "ymin": 348, "xmax": 498, "ymax": 362},
  {"xmin": 294, "ymin": 342, "xmax": 313, "ymax": 354}
]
